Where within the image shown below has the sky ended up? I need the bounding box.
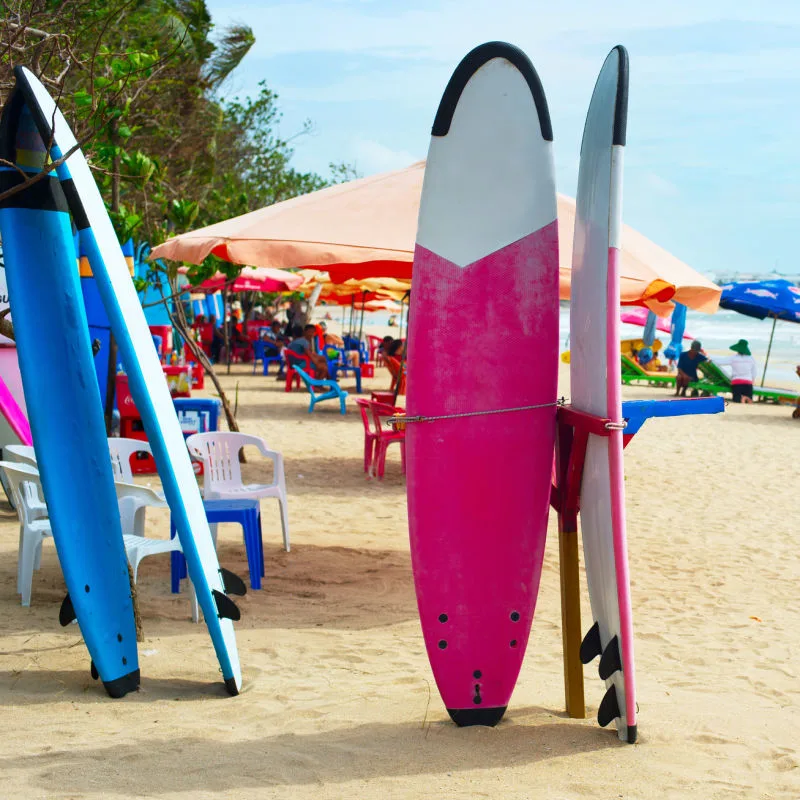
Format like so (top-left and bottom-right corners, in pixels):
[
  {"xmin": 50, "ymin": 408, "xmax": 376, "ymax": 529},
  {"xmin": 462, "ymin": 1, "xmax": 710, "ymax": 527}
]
[{"xmin": 205, "ymin": 0, "xmax": 800, "ymax": 278}]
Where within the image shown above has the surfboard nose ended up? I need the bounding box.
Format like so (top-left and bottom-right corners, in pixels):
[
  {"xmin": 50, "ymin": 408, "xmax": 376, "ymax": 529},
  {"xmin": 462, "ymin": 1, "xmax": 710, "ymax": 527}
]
[{"xmin": 447, "ymin": 706, "xmax": 507, "ymax": 727}]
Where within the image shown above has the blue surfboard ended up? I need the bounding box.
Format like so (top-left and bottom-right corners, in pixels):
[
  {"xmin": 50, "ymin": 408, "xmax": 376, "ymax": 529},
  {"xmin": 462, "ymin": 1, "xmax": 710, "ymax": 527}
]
[
  {"xmin": 12, "ymin": 66, "xmax": 245, "ymax": 694},
  {"xmin": 0, "ymin": 92, "xmax": 139, "ymax": 696}
]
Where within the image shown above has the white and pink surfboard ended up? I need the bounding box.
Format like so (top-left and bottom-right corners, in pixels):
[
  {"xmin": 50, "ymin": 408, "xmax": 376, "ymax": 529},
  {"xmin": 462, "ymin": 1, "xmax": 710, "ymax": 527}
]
[
  {"xmin": 570, "ymin": 45, "xmax": 637, "ymax": 743},
  {"xmin": 406, "ymin": 42, "xmax": 559, "ymax": 726}
]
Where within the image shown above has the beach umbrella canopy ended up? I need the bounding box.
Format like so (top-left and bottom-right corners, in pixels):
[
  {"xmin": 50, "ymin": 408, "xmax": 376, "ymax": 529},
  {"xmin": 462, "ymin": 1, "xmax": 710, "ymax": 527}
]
[
  {"xmin": 719, "ymin": 279, "xmax": 800, "ymax": 384},
  {"xmin": 620, "ymin": 307, "xmax": 693, "ymax": 339},
  {"xmin": 191, "ymin": 266, "xmax": 304, "ymax": 293},
  {"xmin": 151, "ymin": 162, "xmax": 720, "ymax": 314}
]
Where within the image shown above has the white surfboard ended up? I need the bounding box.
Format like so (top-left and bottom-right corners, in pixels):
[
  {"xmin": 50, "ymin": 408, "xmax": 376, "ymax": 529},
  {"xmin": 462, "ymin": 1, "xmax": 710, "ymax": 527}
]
[
  {"xmin": 569, "ymin": 46, "xmax": 637, "ymax": 743},
  {"xmin": 16, "ymin": 67, "xmax": 243, "ymax": 694}
]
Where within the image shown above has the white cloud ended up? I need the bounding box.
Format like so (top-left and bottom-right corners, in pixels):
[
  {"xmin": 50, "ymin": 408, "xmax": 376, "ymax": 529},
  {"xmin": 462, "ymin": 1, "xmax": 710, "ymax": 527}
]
[
  {"xmin": 642, "ymin": 172, "xmax": 681, "ymax": 197},
  {"xmin": 349, "ymin": 139, "xmax": 420, "ymax": 174}
]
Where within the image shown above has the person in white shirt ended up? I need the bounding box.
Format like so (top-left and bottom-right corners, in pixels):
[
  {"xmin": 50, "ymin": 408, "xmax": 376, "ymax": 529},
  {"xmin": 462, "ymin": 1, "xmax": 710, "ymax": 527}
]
[{"xmin": 713, "ymin": 339, "xmax": 757, "ymax": 403}]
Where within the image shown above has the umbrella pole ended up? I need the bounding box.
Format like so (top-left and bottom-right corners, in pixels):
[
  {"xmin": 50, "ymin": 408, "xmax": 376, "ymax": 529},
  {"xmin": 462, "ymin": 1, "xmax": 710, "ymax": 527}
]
[
  {"xmin": 349, "ymin": 296, "xmax": 355, "ymax": 337},
  {"xmin": 392, "ymin": 292, "xmax": 410, "ymax": 407},
  {"xmin": 358, "ymin": 292, "xmax": 366, "ymax": 342},
  {"xmin": 761, "ymin": 314, "xmax": 777, "ymax": 387}
]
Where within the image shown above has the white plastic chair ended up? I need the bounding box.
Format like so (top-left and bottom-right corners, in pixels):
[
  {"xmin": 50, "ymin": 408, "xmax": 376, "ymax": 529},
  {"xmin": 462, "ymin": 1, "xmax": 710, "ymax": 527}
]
[
  {"xmin": 186, "ymin": 431, "xmax": 290, "ymax": 552},
  {"xmin": 109, "ymin": 438, "xmax": 166, "ymax": 536},
  {"xmin": 0, "ymin": 460, "xmax": 52, "ymax": 606},
  {"xmin": 1, "ymin": 444, "xmax": 40, "ymax": 512},
  {"xmin": 112, "ymin": 481, "xmax": 185, "ymax": 584}
]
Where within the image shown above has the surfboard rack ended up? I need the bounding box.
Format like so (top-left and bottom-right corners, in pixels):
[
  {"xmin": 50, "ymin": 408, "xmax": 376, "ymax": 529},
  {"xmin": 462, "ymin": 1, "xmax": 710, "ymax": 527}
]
[{"xmin": 551, "ymin": 396, "xmax": 724, "ymax": 719}]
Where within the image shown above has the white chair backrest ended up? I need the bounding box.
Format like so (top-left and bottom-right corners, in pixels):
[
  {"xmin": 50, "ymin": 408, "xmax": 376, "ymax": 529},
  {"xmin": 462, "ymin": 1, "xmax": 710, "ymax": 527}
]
[
  {"xmin": 114, "ymin": 480, "xmax": 167, "ymax": 506},
  {"xmin": 108, "ymin": 438, "xmax": 153, "ymax": 483},
  {"xmin": 0, "ymin": 461, "xmax": 44, "ymax": 526},
  {"xmin": 186, "ymin": 432, "xmax": 264, "ymax": 491},
  {"xmin": 5, "ymin": 444, "xmax": 37, "ymax": 467}
]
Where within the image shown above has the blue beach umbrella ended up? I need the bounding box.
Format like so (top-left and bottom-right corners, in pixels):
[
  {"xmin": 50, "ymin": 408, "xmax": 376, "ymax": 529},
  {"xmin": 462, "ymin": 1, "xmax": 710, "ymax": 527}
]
[{"xmin": 719, "ymin": 279, "xmax": 800, "ymax": 385}]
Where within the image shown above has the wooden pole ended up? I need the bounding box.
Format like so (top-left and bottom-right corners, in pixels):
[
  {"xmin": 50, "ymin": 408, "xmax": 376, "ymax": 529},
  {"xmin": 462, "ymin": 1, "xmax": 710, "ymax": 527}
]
[{"xmin": 555, "ymin": 417, "xmax": 586, "ymax": 718}]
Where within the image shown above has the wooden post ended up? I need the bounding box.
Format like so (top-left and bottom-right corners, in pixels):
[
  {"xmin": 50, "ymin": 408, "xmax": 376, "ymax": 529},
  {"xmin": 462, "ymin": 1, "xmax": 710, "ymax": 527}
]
[{"xmin": 555, "ymin": 417, "xmax": 586, "ymax": 718}]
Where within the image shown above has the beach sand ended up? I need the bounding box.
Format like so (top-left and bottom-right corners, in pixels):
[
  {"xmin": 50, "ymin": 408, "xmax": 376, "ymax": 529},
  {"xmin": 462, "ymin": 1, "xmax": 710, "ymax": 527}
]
[{"xmin": 1, "ymin": 357, "xmax": 799, "ymax": 799}]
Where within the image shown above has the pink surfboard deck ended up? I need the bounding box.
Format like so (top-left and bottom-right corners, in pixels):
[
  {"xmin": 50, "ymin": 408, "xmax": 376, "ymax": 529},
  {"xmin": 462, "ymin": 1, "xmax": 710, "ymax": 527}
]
[
  {"xmin": 406, "ymin": 42, "xmax": 559, "ymax": 726},
  {"xmin": 569, "ymin": 45, "xmax": 637, "ymax": 743},
  {"xmin": 0, "ymin": 371, "xmax": 31, "ymax": 445}
]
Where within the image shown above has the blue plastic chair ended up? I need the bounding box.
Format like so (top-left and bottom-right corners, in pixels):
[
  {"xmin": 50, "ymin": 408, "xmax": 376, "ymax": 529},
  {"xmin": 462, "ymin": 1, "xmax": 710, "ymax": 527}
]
[
  {"xmin": 253, "ymin": 339, "xmax": 284, "ymax": 375},
  {"xmin": 293, "ymin": 365, "xmax": 348, "ymax": 414},
  {"xmin": 323, "ymin": 345, "xmax": 362, "ymax": 393},
  {"xmin": 170, "ymin": 498, "xmax": 264, "ymax": 591}
]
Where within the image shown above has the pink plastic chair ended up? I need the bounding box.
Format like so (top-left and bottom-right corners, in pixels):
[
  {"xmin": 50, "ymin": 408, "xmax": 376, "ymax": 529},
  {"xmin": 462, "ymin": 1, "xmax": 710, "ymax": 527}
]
[
  {"xmin": 355, "ymin": 398, "xmax": 378, "ymax": 474},
  {"xmin": 369, "ymin": 401, "xmax": 406, "ymax": 480}
]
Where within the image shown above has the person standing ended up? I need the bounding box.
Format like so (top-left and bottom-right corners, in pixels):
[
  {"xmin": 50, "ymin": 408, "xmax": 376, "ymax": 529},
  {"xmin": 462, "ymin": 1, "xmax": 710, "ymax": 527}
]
[
  {"xmin": 675, "ymin": 340, "xmax": 707, "ymax": 397},
  {"xmin": 713, "ymin": 339, "xmax": 758, "ymax": 403}
]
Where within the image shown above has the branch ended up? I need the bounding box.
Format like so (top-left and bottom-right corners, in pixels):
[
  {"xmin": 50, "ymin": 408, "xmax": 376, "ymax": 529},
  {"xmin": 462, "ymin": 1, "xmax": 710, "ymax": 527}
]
[
  {"xmin": 0, "ymin": 308, "xmax": 14, "ymax": 342},
  {"xmin": 0, "ymin": 136, "xmax": 90, "ymax": 206}
]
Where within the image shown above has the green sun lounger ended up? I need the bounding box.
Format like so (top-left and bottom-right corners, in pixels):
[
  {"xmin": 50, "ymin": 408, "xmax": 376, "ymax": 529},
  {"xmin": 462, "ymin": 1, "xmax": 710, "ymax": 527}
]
[
  {"xmin": 691, "ymin": 360, "xmax": 799, "ymax": 404},
  {"xmin": 620, "ymin": 354, "xmax": 676, "ymax": 388}
]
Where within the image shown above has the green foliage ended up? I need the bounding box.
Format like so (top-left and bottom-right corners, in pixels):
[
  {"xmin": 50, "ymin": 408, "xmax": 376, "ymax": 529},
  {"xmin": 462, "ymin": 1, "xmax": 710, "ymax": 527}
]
[
  {"xmin": 109, "ymin": 205, "xmax": 144, "ymax": 242},
  {"xmin": 2, "ymin": 0, "xmax": 358, "ymax": 289}
]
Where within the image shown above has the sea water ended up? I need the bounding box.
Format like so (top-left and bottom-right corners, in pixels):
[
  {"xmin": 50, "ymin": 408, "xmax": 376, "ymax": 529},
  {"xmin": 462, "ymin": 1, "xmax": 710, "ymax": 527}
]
[
  {"xmin": 330, "ymin": 304, "xmax": 800, "ymax": 390},
  {"xmin": 557, "ymin": 306, "xmax": 799, "ymax": 388}
]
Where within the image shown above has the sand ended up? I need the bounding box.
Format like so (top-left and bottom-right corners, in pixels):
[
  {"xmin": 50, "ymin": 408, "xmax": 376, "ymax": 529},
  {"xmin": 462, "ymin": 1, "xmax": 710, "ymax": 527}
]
[{"xmin": 1, "ymin": 357, "xmax": 799, "ymax": 799}]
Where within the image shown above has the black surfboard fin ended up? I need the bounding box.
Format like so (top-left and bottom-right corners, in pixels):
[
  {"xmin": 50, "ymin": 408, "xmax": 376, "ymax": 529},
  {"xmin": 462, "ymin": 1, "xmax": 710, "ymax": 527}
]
[
  {"xmin": 90, "ymin": 660, "xmax": 99, "ymax": 680},
  {"xmin": 598, "ymin": 635, "xmax": 622, "ymax": 680},
  {"xmin": 220, "ymin": 568, "xmax": 247, "ymax": 597},
  {"xmin": 580, "ymin": 621, "xmax": 602, "ymax": 664},
  {"xmin": 597, "ymin": 684, "xmax": 621, "ymax": 728},
  {"xmin": 59, "ymin": 593, "xmax": 76, "ymax": 627},
  {"xmin": 212, "ymin": 589, "xmax": 241, "ymax": 621}
]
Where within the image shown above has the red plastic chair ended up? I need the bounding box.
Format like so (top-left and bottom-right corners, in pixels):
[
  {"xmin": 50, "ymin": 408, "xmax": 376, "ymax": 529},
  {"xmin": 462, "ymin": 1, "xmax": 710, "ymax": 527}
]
[
  {"xmin": 369, "ymin": 401, "xmax": 406, "ymax": 479},
  {"xmin": 367, "ymin": 335, "xmax": 385, "ymax": 366},
  {"xmin": 284, "ymin": 350, "xmax": 311, "ymax": 392},
  {"xmin": 355, "ymin": 398, "xmax": 378, "ymax": 474}
]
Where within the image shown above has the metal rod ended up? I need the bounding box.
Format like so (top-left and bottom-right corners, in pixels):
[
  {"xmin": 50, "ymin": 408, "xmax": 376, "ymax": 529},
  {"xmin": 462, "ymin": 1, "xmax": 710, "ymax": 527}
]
[{"xmin": 761, "ymin": 314, "xmax": 777, "ymax": 387}]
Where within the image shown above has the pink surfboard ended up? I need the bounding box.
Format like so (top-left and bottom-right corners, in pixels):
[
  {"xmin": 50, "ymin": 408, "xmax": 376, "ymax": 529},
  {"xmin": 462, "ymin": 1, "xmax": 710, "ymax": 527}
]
[
  {"xmin": 570, "ymin": 45, "xmax": 637, "ymax": 743},
  {"xmin": 0, "ymin": 370, "xmax": 31, "ymax": 445},
  {"xmin": 406, "ymin": 42, "xmax": 559, "ymax": 726}
]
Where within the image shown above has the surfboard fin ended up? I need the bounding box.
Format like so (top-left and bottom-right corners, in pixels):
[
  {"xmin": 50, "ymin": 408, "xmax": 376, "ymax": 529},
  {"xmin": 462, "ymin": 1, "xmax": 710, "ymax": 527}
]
[
  {"xmin": 90, "ymin": 660, "xmax": 99, "ymax": 680},
  {"xmin": 59, "ymin": 593, "xmax": 76, "ymax": 627},
  {"xmin": 212, "ymin": 590, "xmax": 241, "ymax": 621},
  {"xmin": 597, "ymin": 684, "xmax": 621, "ymax": 728},
  {"xmin": 580, "ymin": 621, "xmax": 602, "ymax": 664},
  {"xmin": 220, "ymin": 568, "xmax": 247, "ymax": 597},
  {"xmin": 598, "ymin": 635, "xmax": 622, "ymax": 680}
]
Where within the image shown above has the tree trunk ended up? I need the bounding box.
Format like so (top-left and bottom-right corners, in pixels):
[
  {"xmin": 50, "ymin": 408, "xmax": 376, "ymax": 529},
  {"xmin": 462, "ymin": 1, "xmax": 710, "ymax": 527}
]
[
  {"xmin": 165, "ymin": 277, "xmax": 239, "ymax": 433},
  {"xmin": 103, "ymin": 333, "xmax": 118, "ymax": 435},
  {"xmin": 105, "ymin": 125, "xmax": 121, "ymax": 435}
]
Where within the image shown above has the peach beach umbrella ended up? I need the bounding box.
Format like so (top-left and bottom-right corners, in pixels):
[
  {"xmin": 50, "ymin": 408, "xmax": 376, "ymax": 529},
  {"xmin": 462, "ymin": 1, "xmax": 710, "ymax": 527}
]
[{"xmin": 152, "ymin": 161, "xmax": 720, "ymax": 313}]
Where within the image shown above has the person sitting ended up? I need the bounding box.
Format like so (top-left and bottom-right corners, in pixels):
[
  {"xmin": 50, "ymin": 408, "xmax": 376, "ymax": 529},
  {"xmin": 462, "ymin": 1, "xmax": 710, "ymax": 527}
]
[
  {"xmin": 319, "ymin": 321, "xmax": 360, "ymax": 366},
  {"xmin": 262, "ymin": 320, "xmax": 286, "ymax": 355},
  {"xmin": 287, "ymin": 324, "xmax": 329, "ymax": 379},
  {"xmin": 713, "ymin": 339, "xmax": 757, "ymax": 403},
  {"xmin": 675, "ymin": 340, "xmax": 706, "ymax": 397},
  {"xmin": 385, "ymin": 338, "xmax": 404, "ymax": 359}
]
